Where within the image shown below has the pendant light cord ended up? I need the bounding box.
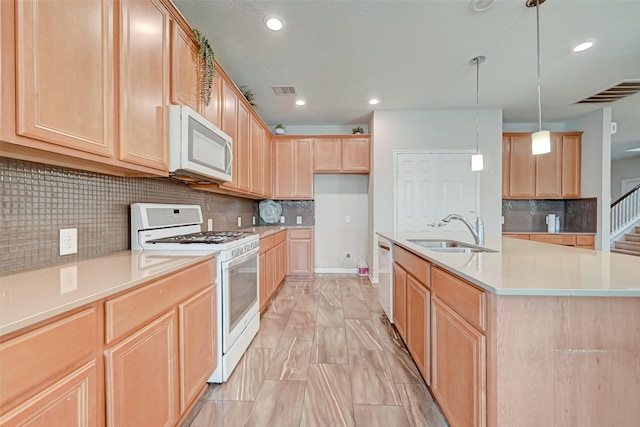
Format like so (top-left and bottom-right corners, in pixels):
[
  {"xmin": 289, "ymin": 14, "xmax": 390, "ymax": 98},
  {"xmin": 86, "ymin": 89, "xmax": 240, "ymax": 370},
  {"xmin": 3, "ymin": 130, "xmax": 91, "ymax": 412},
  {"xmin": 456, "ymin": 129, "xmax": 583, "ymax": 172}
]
[
  {"xmin": 536, "ymin": 0, "xmax": 543, "ymax": 132},
  {"xmin": 476, "ymin": 57, "xmax": 480, "ymax": 154}
]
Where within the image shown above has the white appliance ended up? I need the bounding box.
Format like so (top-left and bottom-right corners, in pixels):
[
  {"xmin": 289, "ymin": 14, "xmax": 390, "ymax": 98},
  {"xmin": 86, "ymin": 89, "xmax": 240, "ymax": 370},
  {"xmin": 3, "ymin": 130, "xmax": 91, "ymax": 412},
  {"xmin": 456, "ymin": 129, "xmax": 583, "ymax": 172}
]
[
  {"xmin": 130, "ymin": 203, "xmax": 259, "ymax": 383},
  {"xmin": 377, "ymin": 236, "xmax": 393, "ymax": 322},
  {"xmin": 546, "ymin": 214, "xmax": 556, "ymax": 233},
  {"xmin": 168, "ymin": 105, "xmax": 233, "ymax": 183}
]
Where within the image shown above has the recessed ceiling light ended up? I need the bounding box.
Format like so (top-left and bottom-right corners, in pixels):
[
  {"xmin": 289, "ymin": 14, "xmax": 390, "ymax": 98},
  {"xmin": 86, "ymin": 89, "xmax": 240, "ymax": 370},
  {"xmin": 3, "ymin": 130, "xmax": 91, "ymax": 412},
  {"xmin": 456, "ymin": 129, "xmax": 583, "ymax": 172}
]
[
  {"xmin": 626, "ymin": 147, "xmax": 640, "ymax": 152},
  {"xmin": 572, "ymin": 41, "xmax": 593, "ymax": 52},
  {"xmin": 369, "ymin": 98, "xmax": 379, "ymax": 105},
  {"xmin": 296, "ymin": 100, "xmax": 306, "ymax": 106},
  {"xmin": 265, "ymin": 17, "xmax": 283, "ymax": 31}
]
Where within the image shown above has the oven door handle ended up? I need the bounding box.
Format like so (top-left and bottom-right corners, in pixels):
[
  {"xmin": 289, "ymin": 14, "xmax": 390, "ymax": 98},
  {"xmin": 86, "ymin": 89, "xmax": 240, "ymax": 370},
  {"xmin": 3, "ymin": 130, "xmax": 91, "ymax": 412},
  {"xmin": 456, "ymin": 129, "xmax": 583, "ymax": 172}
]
[{"xmin": 223, "ymin": 247, "xmax": 259, "ymax": 269}]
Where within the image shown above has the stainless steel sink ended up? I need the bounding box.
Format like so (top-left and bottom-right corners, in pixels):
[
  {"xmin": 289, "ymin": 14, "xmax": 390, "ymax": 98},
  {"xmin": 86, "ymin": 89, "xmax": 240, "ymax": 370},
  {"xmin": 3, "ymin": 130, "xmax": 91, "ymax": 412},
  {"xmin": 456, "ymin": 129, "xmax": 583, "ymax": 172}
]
[{"xmin": 407, "ymin": 239, "xmax": 498, "ymax": 253}]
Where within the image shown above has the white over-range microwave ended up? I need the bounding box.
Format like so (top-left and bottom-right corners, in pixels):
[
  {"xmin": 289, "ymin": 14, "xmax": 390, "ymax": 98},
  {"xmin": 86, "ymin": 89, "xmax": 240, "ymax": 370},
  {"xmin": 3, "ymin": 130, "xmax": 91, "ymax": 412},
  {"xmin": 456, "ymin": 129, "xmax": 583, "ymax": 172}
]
[{"xmin": 168, "ymin": 105, "xmax": 232, "ymax": 183}]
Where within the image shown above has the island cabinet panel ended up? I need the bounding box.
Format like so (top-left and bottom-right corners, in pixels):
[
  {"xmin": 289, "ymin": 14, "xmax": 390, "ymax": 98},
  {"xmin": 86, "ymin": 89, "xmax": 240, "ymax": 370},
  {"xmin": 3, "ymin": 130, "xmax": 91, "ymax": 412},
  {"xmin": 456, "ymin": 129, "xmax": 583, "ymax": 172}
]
[
  {"xmin": 432, "ymin": 268, "xmax": 486, "ymax": 332},
  {"xmin": 406, "ymin": 274, "xmax": 430, "ymax": 384},
  {"xmin": 392, "ymin": 263, "xmax": 408, "ymax": 340},
  {"xmin": 178, "ymin": 287, "xmax": 216, "ymax": 413},
  {"xmin": 170, "ymin": 20, "xmax": 199, "ymax": 112},
  {"xmin": 432, "ymin": 295, "xmax": 486, "ymax": 427},
  {"xmin": 14, "ymin": 0, "xmax": 115, "ymax": 157},
  {"xmin": 0, "ymin": 306, "xmax": 100, "ymax": 421},
  {"xmin": 105, "ymin": 311, "xmax": 179, "ymax": 427},
  {"xmin": 487, "ymin": 295, "xmax": 640, "ymax": 427},
  {"xmin": 118, "ymin": 0, "xmax": 170, "ymax": 172}
]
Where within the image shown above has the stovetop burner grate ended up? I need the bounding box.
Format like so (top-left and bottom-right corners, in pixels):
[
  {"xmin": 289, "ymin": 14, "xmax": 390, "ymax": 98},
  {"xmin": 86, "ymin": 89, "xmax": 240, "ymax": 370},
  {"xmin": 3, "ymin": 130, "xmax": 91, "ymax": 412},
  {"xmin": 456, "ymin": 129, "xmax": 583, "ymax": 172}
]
[{"xmin": 148, "ymin": 230, "xmax": 254, "ymax": 244}]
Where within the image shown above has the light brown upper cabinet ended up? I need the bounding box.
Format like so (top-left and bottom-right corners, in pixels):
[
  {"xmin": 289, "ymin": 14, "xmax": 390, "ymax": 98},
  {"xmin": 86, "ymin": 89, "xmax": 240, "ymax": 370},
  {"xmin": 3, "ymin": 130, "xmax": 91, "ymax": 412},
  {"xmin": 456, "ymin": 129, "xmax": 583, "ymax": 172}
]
[
  {"xmin": 2, "ymin": 0, "xmax": 170, "ymax": 176},
  {"xmin": 273, "ymin": 137, "xmax": 314, "ymax": 199},
  {"xmin": 503, "ymin": 132, "xmax": 582, "ymax": 199},
  {"xmin": 235, "ymin": 100, "xmax": 251, "ymax": 193},
  {"xmin": 118, "ymin": 0, "xmax": 170, "ymax": 172},
  {"xmin": 170, "ymin": 20, "xmax": 199, "ymax": 112},
  {"xmin": 314, "ymin": 136, "xmax": 370, "ymax": 173},
  {"xmin": 249, "ymin": 116, "xmax": 264, "ymax": 196}
]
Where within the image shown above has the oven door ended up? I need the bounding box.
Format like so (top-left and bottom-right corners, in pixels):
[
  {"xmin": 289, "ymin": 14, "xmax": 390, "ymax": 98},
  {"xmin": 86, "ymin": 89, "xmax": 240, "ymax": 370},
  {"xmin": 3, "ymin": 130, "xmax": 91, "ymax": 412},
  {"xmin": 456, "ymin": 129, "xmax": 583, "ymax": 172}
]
[{"xmin": 221, "ymin": 247, "xmax": 259, "ymax": 353}]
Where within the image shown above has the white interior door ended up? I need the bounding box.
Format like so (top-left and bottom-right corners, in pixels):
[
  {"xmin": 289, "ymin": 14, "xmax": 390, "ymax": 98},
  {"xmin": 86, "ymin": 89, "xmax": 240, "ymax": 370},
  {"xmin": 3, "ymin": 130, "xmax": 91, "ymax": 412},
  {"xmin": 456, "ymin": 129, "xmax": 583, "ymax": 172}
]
[{"xmin": 395, "ymin": 152, "xmax": 478, "ymax": 232}]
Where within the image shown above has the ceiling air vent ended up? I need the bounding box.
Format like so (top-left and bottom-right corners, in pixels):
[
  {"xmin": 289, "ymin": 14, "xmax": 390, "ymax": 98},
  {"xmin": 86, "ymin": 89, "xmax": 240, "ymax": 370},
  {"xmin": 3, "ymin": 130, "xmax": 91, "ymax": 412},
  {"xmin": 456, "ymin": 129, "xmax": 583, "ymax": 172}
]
[
  {"xmin": 272, "ymin": 85, "xmax": 298, "ymax": 96},
  {"xmin": 576, "ymin": 79, "xmax": 640, "ymax": 104}
]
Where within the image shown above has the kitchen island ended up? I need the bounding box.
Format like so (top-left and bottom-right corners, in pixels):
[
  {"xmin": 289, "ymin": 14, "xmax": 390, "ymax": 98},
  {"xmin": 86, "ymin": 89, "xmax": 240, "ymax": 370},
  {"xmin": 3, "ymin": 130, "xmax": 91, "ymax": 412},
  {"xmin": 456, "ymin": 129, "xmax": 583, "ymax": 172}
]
[{"xmin": 378, "ymin": 231, "xmax": 639, "ymax": 427}]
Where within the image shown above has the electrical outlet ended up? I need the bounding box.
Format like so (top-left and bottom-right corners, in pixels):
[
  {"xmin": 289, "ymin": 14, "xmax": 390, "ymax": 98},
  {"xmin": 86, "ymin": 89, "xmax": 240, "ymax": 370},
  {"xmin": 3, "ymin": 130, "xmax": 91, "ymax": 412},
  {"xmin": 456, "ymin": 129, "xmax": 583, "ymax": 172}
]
[
  {"xmin": 59, "ymin": 265, "xmax": 78, "ymax": 294},
  {"xmin": 280, "ymin": 216, "xmax": 285, "ymax": 224},
  {"xmin": 237, "ymin": 216, "xmax": 242, "ymax": 227},
  {"xmin": 296, "ymin": 216, "xmax": 302, "ymax": 224},
  {"xmin": 345, "ymin": 252, "xmax": 352, "ymax": 260},
  {"xmin": 252, "ymin": 216, "xmax": 256, "ymax": 225},
  {"xmin": 59, "ymin": 228, "xmax": 77, "ymax": 256},
  {"xmin": 207, "ymin": 219, "xmax": 213, "ymax": 231},
  {"xmin": 345, "ymin": 215, "xmax": 351, "ymax": 224}
]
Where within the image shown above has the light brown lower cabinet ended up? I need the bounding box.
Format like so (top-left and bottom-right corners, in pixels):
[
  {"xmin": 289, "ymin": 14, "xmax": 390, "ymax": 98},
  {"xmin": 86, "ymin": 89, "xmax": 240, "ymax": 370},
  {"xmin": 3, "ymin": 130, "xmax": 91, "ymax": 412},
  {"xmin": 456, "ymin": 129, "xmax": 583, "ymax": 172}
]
[
  {"xmin": 392, "ymin": 263, "xmax": 408, "ymax": 340},
  {"xmin": 259, "ymin": 230, "xmax": 288, "ymax": 311},
  {"xmin": 504, "ymin": 233, "xmax": 595, "ymax": 249},
  {"xmin": 287, "ymin": 228, "xmax": 314, "ymax": 279},
  {"xmin": 0, "ymin": 259, "xmax": 216, "ymax": 427}
]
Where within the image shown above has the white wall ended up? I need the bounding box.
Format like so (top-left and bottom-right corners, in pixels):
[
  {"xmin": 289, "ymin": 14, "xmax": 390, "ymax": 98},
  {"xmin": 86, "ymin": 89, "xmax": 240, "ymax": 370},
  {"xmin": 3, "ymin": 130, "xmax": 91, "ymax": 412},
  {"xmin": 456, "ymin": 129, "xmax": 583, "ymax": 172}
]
[
  {"xmin": 566, "ymin": 108, "xmax": 612, "ymax": 251},
  {"xmin": 281, "ymin": 124, "xmax": 368, "ymax": 135},
  {"xmin": 611, "ymin": 156, "xmax": 640, "ymax": 200},
  {"xmin": 314, "ymin": 174, "xmax": 369, "ymax": 272},
  {"xmin": 371, "ymin": 109, "xmax": 503, "ymax": 235}
]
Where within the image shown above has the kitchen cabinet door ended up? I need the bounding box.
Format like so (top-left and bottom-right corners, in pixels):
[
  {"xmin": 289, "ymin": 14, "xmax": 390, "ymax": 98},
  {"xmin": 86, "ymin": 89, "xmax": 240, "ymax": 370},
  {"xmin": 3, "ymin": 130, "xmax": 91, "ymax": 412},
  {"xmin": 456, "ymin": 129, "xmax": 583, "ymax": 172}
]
[
  {"xmin": 250, "ymin": 117, "xmax": 264, "ymax": 196},
  {"xmin": 502, "ymin": 136, "xmax": 511, "ymax": 198},
  {"xmin": 287, "ymin": 228, "xmax": 314, "ymax": 278},
  {"xmin": 178, "ymin": 286, "xmax": 216, "ymax": 413},
  {"xmin": 236, "ymin": 101, "xmax": 251, "ymax": 192},
  {"xmin": 392, "ymin": 262, "xmax": 407, "ymax": 341},
  {"xmin": 508, "ymin": 134, "xmax": 535, "ymax": 198},
  {"xmin": 170, "ymin": 20, "xmax": 198, "ymax": 111},
  {"xmin": 202, "ymin": 70, "xmax": 223, "ymax": 128},
  {"xmin": 266, "ymin": 248, "xmax": 277, "ymax": 297},
  {"xmin": 220, "ymin": 78, "xmax": 238, "ymax": 190},
  {"xmin": 276, "ymin": 239, "xmax": 287, "ymax": 285},
  {"xmin": 259, "ymin": 252, "xmax": 268, "ymax": 311},
  {"xmin": 561, "ymin": 134, "xmax": 582, "ymax": 198},
  {"xmin": 105, "ymin": 310, "xmax": 179, "ymax": 427},
  {"xmin": 535, "ymin": 134, "xmax": 562, "ymax": 198},
  {"xmin": 342, "ymin": 137, "xmax": 370, "ymax": 172},
  {"xmin": 263, "ymin": 134, "xmax": 273, "ymax": 198},
  {"xmin": 406, "ymin": 275, "xmax": 430, "ymax": 384},
  {"xmin": 119, "ymin": 0, "xmax": 169, "ymax": 172},
  {"xmin": 314, "ymin": 138, "xmax": 341, "ymax": 171},
  {"xmin": 15, "ymin": 0, "xmax": 115, "ymax": 157},
  {"xmin": 431, "ymin": 295, "xmax": 486, "ymax": 427},
  {"xmin": 274, "ymin": 138, "xmax": 314, "ymax": 199}
]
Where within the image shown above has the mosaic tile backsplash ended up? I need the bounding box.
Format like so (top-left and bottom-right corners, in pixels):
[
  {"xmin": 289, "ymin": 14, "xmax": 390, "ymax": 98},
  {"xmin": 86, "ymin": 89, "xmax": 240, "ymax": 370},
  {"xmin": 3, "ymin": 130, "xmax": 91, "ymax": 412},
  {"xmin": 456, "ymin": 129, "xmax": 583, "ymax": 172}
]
[
  {"xmin": 1, "ymin": 157, "xmax": 275, "ymax": 275},
  {"xmin": 502, "ymin": 198, "xmax": 597, "ymax": 233}
]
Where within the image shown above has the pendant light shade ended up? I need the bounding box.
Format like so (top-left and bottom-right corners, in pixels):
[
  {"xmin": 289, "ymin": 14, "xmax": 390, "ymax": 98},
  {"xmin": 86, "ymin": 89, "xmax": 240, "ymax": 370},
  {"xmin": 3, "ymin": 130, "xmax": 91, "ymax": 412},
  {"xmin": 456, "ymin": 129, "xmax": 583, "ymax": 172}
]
[
  {"xmin": 470, "ymin": 55, "xmax": 485, "ymax": 171},
  {"xmin": 528, "ymin": 0, "xmax": 551, "ymax": 155},
  {"xmin": 532, "ymin": 130, "xmax": 551, "ymax": 154}
]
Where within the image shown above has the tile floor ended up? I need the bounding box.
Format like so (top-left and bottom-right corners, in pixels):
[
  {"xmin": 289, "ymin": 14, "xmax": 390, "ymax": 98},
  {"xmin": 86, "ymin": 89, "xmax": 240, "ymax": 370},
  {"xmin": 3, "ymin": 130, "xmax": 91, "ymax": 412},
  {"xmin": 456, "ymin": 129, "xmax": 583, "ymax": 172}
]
[{"xmin": 183, "ymin": 275, "xmax": 449, "ymax": 427}]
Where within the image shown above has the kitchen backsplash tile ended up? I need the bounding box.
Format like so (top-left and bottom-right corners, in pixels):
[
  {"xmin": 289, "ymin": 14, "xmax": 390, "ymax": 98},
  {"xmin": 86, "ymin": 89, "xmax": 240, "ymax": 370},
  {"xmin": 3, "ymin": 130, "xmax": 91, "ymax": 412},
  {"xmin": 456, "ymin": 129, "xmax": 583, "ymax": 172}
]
[
  {"xmin": 255, "ymin": 200, "xmax": 315, "ymax": 226},
  {"xmin": 502, "ymin": 198, "xmax": 597, "ymax": 233},
  {"xmin": 1, "ymin": 158, "xmax": 258, "ymax": 275}
]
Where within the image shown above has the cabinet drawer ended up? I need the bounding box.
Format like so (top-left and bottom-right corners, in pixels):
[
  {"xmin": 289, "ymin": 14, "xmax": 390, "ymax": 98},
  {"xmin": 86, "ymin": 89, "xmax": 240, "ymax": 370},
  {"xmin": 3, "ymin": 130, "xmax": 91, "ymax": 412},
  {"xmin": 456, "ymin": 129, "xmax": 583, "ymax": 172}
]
[
  {"xmin": 576, "ymin": 235, "xmax": 595, "ymax": 246},
  {"xmin": 432, "ymin": 267, "xmax": 485, "ymax": 331},
  {"xmin": 0, "ymin": 306, "xmax": 97, "ymax": 405},
  {"xmin": 530, "ymin": 234, "xmax": 575, "ymax": 246},
  {"xmin": 260, "ymin": 235, "xmax": 276, "ymax": 253},
  {"xmin": 288, "ymin": 228, "xmax": 312, "ymax": 239},
  {"xmin": 274, "ymin": 230, "xmax": 287, "ymax": 245},
  {"xmin": 503, "ymin": 234, "xmax": 530, "ymax": 240},
  {"xmin": 105, "ymin": 260, "xmax": 214, "ymax": 344},
  {"xmin": 393, "ymin": 245, "xmax": 430, "ymax": 287}
]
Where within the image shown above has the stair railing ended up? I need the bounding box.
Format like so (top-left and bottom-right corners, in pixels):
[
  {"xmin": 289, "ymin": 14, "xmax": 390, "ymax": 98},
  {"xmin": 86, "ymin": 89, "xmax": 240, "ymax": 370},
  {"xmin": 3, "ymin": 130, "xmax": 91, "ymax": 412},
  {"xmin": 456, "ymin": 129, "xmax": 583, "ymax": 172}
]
[{"xmin": 610, "ymin": 183, "xmax": 640, "ymax": 239}]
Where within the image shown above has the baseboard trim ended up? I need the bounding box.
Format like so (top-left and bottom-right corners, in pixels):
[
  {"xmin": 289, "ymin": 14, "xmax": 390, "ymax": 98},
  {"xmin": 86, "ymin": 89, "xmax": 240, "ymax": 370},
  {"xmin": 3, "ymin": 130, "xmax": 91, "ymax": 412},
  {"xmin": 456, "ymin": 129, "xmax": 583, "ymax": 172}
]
[{"xmin": 314, "ymin": 268, "xmax": 358, "ymax": 274}]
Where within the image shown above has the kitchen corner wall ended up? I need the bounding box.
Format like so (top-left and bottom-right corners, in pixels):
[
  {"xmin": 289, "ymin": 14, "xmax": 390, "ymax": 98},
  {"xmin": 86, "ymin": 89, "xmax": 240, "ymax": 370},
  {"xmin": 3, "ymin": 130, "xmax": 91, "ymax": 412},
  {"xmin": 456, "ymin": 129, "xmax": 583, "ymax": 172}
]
[{"xmin": 0, "ymin": 157, "xmax": 255, "ymax": 276}]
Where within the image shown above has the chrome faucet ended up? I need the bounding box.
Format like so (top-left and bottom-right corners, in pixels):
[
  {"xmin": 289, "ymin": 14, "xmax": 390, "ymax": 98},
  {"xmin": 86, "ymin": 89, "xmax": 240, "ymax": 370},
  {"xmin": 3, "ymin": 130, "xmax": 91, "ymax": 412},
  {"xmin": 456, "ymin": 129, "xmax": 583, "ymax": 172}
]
[{"xmin": 441, "ymin": 212, "xmax": 485, "ymax": 246}]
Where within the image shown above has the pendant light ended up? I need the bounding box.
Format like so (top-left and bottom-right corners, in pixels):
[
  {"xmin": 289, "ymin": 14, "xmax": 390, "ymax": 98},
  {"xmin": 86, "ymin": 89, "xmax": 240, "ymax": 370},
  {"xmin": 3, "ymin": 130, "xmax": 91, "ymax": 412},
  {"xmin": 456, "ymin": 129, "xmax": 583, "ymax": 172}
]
[
  {"xmin": 528, "ymin": 0, "xmax": 550, "ymax": 155},
  {"xmin": 470, "ymin": 55, "xmax": 485, "ymax": 171}
]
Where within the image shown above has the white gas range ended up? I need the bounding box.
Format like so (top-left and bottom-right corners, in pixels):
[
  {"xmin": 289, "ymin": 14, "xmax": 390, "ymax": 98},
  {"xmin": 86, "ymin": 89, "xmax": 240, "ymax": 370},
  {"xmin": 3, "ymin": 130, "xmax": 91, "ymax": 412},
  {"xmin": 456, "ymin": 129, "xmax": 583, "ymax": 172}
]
[{"xmin": 130, "ymin": 203, "xmax": 260, "ymax": 383}]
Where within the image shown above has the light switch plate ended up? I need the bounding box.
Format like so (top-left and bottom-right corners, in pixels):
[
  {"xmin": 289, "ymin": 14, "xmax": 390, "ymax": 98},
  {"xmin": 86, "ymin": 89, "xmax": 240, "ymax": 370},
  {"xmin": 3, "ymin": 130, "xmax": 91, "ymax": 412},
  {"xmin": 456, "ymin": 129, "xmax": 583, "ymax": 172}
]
[
  {"xmin": 207, "ymin": 219, "xmax": 213, "ymax": 231},
  {"xmin": 296, "ymin": 216, "xmax": 302, "ymax": 224}
]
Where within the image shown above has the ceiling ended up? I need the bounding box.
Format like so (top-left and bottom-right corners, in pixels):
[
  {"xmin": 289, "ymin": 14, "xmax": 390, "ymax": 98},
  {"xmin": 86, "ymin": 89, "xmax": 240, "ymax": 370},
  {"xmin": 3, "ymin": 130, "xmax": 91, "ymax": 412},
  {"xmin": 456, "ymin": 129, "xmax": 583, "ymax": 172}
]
[{"xmin": 173, "ymin": 0, "xmax": 640, "ymax": 160}]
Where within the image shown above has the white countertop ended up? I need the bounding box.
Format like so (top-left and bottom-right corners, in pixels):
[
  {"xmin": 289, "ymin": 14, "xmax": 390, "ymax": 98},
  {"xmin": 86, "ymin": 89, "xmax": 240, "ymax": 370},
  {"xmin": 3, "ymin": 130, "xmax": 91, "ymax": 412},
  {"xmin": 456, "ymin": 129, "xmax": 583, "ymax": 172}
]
[
  {"xmin": 377, "ymin": 231, "xmax": 640, "ymax": 297},
  {"xmin": 0, "ymin": 250, "xmax": 217, "ymax": 336}
]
